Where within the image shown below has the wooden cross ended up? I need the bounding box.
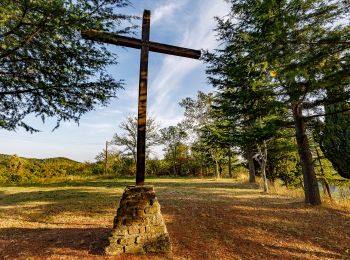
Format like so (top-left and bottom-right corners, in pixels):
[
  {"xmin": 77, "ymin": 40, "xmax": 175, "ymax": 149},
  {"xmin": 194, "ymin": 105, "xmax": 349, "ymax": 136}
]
[{"xmin": 81, "ymin": 10, "xmax": 201, "ymax": 186}]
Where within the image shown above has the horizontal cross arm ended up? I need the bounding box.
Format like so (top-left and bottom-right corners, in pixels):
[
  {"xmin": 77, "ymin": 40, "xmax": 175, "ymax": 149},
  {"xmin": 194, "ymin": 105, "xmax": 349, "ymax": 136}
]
[
  {"xmin": 81, "ymin": 29, "xmax": 142, "ymax": 49},
  {"xmin": 149, "ymin": 41, "xmax": 201, "ymax": 59},
  {"xmin": 81, "ymin": 29, "xmax": 201, "ymax": 59}
]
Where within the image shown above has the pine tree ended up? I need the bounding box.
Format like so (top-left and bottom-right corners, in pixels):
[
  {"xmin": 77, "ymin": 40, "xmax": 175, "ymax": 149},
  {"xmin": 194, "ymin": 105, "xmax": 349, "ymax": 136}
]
[
  {"xmin": 205, "ymin": 0, "xmax": 349, "ymax": 205},
  {"xmin": 320, "ymin": 87, "xmax": 350, "ymax": 179}
]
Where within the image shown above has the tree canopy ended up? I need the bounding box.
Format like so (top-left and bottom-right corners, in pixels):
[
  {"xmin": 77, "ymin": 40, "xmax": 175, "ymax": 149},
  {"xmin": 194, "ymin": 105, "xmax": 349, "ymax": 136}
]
[
  {"xmin": 112, "ymin": 115, "xmax": 160, "ymax": 162},
  {"xmin": 205, "ymin": 0, "xmax": 350, "ymax": 205},
  {"xmin": 0, "ymin": 0, "xmax": 135, "ymax": 131}
]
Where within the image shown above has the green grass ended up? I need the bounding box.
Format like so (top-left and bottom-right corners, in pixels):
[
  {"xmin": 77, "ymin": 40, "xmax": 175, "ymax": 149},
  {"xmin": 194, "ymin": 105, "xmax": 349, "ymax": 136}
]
[{"xmin": 0, "ymin": 177, "xmax": 349, "ymax": 259}]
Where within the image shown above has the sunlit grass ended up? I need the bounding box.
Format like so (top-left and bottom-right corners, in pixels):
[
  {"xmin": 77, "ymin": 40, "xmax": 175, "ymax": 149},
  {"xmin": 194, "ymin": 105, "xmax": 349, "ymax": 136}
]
[{"xmin": 0, "ymin": 176, "xmax": 349, "ymax": 259}]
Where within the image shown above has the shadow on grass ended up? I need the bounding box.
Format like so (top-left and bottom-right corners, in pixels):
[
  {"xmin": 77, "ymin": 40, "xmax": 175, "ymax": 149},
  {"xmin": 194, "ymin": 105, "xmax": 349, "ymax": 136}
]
[
  {"xmin": 0, "ymin": 227, "xmax": 110, "ymax": 257},
  {"xmin": 0, "ymin": 188, "xmax": 124, "ymax": 226},
  {"xmin": 0, "ymin": 178, "xmax": 349, "ymax": 259},
  {"xmin": 0, "ymin": 176, "xmax": 259, "ymax": 189},
  {"xmin": 159, "ymin": 190, "xmax": 350, "ymax": 259}
]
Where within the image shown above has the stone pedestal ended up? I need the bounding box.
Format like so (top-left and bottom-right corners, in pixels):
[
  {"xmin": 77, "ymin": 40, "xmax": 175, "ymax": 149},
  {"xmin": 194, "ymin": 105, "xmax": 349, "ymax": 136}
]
[{"xmin": 105, "ymin": 185, "xmax": 171, "ymax": 255}]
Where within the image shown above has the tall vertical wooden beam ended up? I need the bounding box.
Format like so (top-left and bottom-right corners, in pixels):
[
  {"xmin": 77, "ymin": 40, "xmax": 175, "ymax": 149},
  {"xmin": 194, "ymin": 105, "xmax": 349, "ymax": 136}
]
[
  {"xmin": 81, "ymin": 9, "xmax": 201, "ymax": 186},
  {"xmin": 136, "ymin": 10, "xmax": 150, "ymax": 186}
]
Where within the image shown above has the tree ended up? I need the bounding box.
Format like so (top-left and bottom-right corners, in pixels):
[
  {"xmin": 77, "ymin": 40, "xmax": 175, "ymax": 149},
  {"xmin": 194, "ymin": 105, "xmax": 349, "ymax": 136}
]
[
  {"xmin": 205, "ymin": 46, "xmax": 285, "ymax": 185},
  {"xmin": 180, "ymin": 91, "xmax": 232, "ymax": 178},
  {"xmin": 265, "ymin": 133, "xmax": 303, "ymax": 188},
  {"xmin": 318, "ymin": 94, "xmax": 350, "ymax": 179},
  {"xmin": 205, "ymin": 0, "xmax": 350, "ymax": 205},
  {"xmin": 112, "ymin": 115, "xmax": 160, "ymax": 163},
  {"xmin": 0, "ymin": 0, "xmax": 135, "ymax": 131},
  {"xmin": 179, "ymin": 91, "xmax": 214, "ymax": 140},
  {"xmin": 95, "ymin": 148, "xmax": 134, "ymax": 176},
  {"xmin": 160, "ymin": 124, "xmax": 188, "ymax": 175}
]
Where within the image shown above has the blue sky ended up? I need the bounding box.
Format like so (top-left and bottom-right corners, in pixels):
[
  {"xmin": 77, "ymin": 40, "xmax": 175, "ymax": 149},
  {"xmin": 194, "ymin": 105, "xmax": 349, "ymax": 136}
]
[{"xmin": 0, "ymin": 0, "xmax": 230, "ymax": 162}]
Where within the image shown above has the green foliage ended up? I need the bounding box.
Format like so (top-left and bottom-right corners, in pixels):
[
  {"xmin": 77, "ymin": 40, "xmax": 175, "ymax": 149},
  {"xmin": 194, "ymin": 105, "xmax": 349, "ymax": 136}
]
[
  {"xmin": 95, "ymin": 149, "xmax": 134, "ymax": 176},
  {"xmin": 111, "ymin": 115, "xmax": 160, "ymax": 162},
  {"xmin": 266, "ymin": 136, "xmax": 303, "ymax": 187},
  {"xmin": 0, "ymin": 0, "xmax": 134, "ymax": 131},
  {"xmin": 319, "ymin": 99, "xmax": 350, "ymax": 179},
  {"xmin": 0, "ymin": 154, "xmax": 93, "ymax": 183},
  {"xmin": 205, "ymin": 0, "xmax": 349, "ymax": 203},
  {"xmin": 160, "ymin": 124, "xmax": 188, "ymax": 175}
]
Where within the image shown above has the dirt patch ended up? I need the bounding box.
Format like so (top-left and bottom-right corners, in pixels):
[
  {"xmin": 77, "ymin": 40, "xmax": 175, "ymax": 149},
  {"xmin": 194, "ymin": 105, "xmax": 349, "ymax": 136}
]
[{"xmin": 0, "ymin": 178, "xmax": 349, "ymax": 259}]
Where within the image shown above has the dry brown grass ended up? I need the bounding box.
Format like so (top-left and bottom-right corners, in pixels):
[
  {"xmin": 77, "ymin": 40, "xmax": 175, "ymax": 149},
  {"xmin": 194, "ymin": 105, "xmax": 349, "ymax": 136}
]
[{"xmin": 0, "ymin": 177, "xmax": 349, "ymax": 259}]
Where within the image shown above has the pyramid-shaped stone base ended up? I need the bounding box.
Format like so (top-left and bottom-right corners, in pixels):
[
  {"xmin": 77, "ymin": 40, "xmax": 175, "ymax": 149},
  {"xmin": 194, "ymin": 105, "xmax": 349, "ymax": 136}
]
[{"xmin": 105, "ymin": 185, "xmax": 171, "ymax": 255}]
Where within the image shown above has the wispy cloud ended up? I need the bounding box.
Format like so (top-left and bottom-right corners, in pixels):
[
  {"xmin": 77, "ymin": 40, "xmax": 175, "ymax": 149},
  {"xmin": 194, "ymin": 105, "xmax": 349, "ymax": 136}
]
[
  {"xmin": 108, "ymin": 109, "xmax": 123, "ymax": 114},
  {"xmin": 0, "ymin": 1, "xmax": 230, "ymax": 162},
  {"xmin": 149, "ymin": 0, "xmax": 229, "ymax": 126},
  {"xmin": 81, "ymin": 123, "xmax": 114, "ymax": 129},
  {"xmin": 152, "ymin": 1, "xmax": 187, "ymax": 25},
  {"xmin": 80, "ymin": 123, "xmax": 115, "ymax": 134}
]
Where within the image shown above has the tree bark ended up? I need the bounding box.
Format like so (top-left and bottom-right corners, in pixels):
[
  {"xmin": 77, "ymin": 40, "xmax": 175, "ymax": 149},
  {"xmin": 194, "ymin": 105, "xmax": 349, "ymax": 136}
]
[
  {"xmin": 293, "ymin": 103, "xmax": 321, "ymax": 205},
  {"xmin": 171, "ymin": 147, "xmax": 177, "ymax": 176},
  {"xmin": 228, "ymin": 148, "xmax": 232, "ymax": 178},
  {"xmin": 215, "ymin": 159, "xmax": 220, "ymax": 179},
  {"xmin": 315, "ymin": 145, "xmax": 332, "ymax": 201},
  {"xmin": 247, "ymin": 148, "xmax": 256, "ymax": 183},
  {"xmin": 260, "ymin": 141, "xmax": 268, "ymax": 193},
  {"xmin": 104, "ymin": 141, "xmax": 108, "ymax": 175},
  {"xmin": 324, "ymin": 182, "xmax": 332, "ymax": 201}
]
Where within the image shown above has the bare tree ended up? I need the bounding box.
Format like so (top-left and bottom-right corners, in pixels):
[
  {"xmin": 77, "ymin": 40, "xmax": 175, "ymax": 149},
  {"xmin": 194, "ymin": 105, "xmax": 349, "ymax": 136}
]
[{"xmin": 112, "ymin": 115, "xmax": 160, "ymax": 162}]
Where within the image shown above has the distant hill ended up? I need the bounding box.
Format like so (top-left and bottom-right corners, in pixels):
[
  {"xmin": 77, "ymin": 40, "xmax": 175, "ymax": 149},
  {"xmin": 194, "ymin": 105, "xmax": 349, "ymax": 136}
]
[
  {"xmin": 0, "ymin": 153, "xmax": 94, "ymax": 184},
  {"xmin": 0, "ymin": 154, "xmax": 80, "ymax": 164}
]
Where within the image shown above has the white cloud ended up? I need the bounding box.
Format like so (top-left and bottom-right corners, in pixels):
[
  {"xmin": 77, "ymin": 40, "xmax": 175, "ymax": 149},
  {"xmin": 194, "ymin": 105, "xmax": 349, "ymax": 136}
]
[
  {"xmin": 108, "ymin": 109, "xmax": 123, "ymax": 114},
  {"xmin": 124, "ymin": 86, "xmax": 138, "ymax": 99},
  {"xmin": 149, "ymin": 0, "xmax": 229, "ymax": 126},
  {"xmin": 152, "ymin": 1, "xmax": 187, "ymax": 25},
  {"xmin": 81, "ymin": 123, "xmax": 113, "ymax": 129}
]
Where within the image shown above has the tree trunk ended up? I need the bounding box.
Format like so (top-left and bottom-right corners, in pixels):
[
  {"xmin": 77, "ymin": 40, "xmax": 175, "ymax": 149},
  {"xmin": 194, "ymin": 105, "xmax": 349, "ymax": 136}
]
[
  {"xmin": 247, "ymin": 149, "xmax": 256, "ymax": 183},
  {"xmin": 171, "ymin": 148, "xmax": 177, "ymax": 176},
  {"xmin": 228, "ymin": 148, "xmax": 232, "ymax": 178},
  {"xmin": 261, "ymin": 141, "xmax": 268, "ymax": 193},
  {"xmin": 315, "ymin": 145, "xmax": 333, "ymax": 201},
  {"xmin": 261, "ymin": 161, "xmax": 268, "ymax": 193},
  {"xmin": 215, "ymin": 160, "xmax": 220, "ymax": 179},
  {"xmin": 104, "ymin": 141, "xmax": 108, "ymax": 175},
  {"xmin": 324, "ymin": 182, "xmax": 332, "ymax": 201},
  {"xmin": 172, "ymin": 161, "xmax": 176, "ymax": 176},
  {"xmin": 293, "ymin": 103, "xmax": 321, "ymax": 205}
]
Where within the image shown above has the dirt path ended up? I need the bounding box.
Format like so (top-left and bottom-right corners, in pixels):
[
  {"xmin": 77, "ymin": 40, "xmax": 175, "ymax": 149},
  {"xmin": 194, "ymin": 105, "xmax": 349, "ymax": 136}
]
[{"xmin": 0, "ymin": 178, "xmax": 349, "ymax": 259}]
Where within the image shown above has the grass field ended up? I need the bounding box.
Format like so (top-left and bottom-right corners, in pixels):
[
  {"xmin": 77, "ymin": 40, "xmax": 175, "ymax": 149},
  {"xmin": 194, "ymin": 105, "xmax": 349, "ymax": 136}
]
[{"xmin": 0, "ymin": 177, "xmax": 349, "ymax": 259}]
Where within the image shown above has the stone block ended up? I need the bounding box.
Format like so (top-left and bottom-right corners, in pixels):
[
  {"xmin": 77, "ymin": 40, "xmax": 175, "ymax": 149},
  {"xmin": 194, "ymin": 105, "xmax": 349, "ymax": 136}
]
[
  {"xmin": 117, "ymin": 237, "xmax": 126, "ymax": 245},
  {"xmin": 123, "ymin": 218, "xmax": 134, "ymax": 226},
  {"xmin": 135, "ymin": 236, "xmax": 143, "ymax": 244},
  {"xmin": 128, "ymin": 225, "xmax": 140, "ymax": 235},
  {"xmin": 124, "ymin": 245, "xmax": 144, "ymax": 254},
  {"xmin": 105, "ymin": 244, "xmax": 124, "ymax": 255},
  {"xmin": 153, "ymin": 225, "xmax": 167, "ymax": 234},
  {"xmin": 149, "ymin": 214, "xmax": 163, "ymax": 225},
  {"xmin": 144, "ymin": 204, "xmax": 159, "ymax": 214},
  {"xmin": 139, "ymin": 226, "xmax": 146, "ymax": 234},
  {"xmin": 113, "ymin": 225, "xmax": 128, "ymax": 234},
  {"xmin": 105, "ymin": 185, "xmax": 172, "ymax": 256}
]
